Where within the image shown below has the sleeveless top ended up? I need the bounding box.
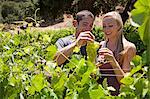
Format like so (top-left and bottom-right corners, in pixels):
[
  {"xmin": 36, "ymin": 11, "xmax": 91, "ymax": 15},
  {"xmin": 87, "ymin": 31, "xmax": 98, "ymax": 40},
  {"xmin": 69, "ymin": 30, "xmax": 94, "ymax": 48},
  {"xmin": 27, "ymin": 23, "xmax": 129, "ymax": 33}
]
[{"xmin": 97, "ymin": 41, "xmax": 124, "ymax": 96}]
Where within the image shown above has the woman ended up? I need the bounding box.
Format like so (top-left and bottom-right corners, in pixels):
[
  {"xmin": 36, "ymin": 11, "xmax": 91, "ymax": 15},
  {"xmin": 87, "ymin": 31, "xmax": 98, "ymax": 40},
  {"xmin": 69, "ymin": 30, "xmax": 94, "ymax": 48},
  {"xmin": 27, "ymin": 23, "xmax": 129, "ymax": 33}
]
[{"xmin": 97, "ymin": 11, "xmax": 136, "ymax": 95}]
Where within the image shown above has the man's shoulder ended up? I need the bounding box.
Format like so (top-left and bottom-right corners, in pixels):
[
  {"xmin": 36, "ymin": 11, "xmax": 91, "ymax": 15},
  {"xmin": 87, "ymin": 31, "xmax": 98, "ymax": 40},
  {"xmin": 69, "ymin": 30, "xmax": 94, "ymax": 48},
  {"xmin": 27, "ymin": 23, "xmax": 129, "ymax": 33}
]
[
  {"xmin": 55, "ymin": 35, "xmax": 75, "ymax": 49},
  {"xmin": 61, "ymin": 35, "xmax": 75, "ymax": 41},
  {"xmin": 57, "ymin": 35, "xmax": 75, "ymax": 44}
]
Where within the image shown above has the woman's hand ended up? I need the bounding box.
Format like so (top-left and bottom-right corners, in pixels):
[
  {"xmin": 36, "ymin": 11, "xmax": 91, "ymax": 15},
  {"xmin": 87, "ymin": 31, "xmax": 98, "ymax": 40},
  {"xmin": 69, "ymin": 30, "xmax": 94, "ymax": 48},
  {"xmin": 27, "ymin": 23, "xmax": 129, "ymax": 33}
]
[{"xmin": 97, "ymin": 48, "xmax": 116, "ymax": 66}]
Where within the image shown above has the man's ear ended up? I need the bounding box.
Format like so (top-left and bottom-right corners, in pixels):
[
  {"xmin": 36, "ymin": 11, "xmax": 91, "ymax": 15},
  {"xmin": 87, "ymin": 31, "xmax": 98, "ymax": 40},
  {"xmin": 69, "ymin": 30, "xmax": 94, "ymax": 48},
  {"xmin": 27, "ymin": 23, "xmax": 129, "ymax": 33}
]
[{"xmin": 73, "ymin": 20, "xmax": 78, "ymax": 27}]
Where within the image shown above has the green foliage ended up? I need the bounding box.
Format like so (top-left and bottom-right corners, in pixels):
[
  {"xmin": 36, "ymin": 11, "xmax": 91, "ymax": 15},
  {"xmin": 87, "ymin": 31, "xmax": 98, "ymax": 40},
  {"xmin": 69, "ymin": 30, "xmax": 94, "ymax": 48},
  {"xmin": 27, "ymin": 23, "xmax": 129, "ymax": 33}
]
[
  {"xmin": 0, "ymin": 21, "xmax": 149, "ymax": 98},
  {"xmin": 131, "ymin": 0, "xmax": 150, "ymax": 64},
  {"xmin": 92, "ymin": 26, "xmax": 104, "ymax": 42},
  {"xmin": 0, "ymin": 28, "xmax": 73, "ymax": 98},
  {"xmin": 0, "ymin": 0, "xmax": 39, "ymax": 23},
  {"xmin": 71, "ymin": 0, "xmax": 129, "ymax": 15},
  {"xmin": 0, "ymin": 0, "xmax": 130, "ymax": 23},
  {"xmin": 120, "ymin": 66, "xmax": 148, "ymax": 99},
  {"xmin": 39, "ymin": 0, "xmax": 73, "ymax": 23},
  {"xmin": 124, "ymin": 21, "xmax": 146, "ymax": 55}
]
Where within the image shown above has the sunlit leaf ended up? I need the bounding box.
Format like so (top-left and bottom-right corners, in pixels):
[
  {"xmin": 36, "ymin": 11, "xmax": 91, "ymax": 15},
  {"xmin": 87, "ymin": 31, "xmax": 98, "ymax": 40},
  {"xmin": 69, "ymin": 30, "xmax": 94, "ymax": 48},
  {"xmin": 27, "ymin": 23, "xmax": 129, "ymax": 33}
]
[
  {"xmin": 132, "ymin": 55, "xmax": 142, "ymax": 66},
  {"xmin": 53, "ymin": 73, "xmax": 67, "ymax": 91},
  {"xmin": 9, "ymin": 76, "xmax": 16, "ymax": 86},
  {"xmin": 43, "ymin": 34, "xmax": 51, "ymax": 42},
  {"xmin": 28, "ymin": 86, "xmax": 36, "ymax": 95},
  {"xmin": 131, "ymin": 0, "xmax": 150, "ymax": 64},
  {"xmin": 89, "ymin": 85, "xmax": 105, "ymax": 99},
  {"xmin": 46, "ymin": 45, "xmax": 57, "ymax": 60},
  {"xmin": 129, "ymin": 65, "xmax": 142, "ymax": 76},
  {"xmin": 131, "ymin": 0, "xmax": 150, "ymax": 25},
  {"xmin": 23, "ymin": 46, "xmax": 34, "ymax": 54},
  {"xmin": 120, "ymin": 76, "xmax": 134, "ymax": 85},
  {"xmin": 81, "ymin": 61, "xmax": 95, "ymax": 86},
  {"xmin": 31, "ymin": 73, "xmax": 45, "ymax": 92},
  {"xmin": 73, "ymin": 46, "xmax": 80, "ymax": 53}
]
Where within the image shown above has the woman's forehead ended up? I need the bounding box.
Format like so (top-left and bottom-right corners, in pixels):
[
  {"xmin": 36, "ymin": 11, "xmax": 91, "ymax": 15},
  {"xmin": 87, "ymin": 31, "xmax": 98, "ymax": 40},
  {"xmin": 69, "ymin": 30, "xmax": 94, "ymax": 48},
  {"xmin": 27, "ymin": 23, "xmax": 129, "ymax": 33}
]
[{"xmin": 103, "ymin": 17, "xmax": 117, "ymax": 23}]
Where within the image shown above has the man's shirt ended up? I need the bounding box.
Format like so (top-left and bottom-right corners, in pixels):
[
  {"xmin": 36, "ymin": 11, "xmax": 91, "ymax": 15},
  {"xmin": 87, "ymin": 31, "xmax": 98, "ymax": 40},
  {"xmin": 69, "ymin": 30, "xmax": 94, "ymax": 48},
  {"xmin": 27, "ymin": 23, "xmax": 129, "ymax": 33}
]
[{"xmin": 55, "ymin": 35, "xmax": 87, "ymax": 59}]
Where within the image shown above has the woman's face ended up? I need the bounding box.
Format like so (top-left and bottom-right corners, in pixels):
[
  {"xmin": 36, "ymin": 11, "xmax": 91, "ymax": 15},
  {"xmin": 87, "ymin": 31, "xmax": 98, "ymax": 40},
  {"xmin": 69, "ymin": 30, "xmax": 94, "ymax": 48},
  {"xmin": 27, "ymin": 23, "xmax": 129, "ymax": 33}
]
[{"xmin": 103, "ymin": 17, "xmax": 120, "ymax": 39}]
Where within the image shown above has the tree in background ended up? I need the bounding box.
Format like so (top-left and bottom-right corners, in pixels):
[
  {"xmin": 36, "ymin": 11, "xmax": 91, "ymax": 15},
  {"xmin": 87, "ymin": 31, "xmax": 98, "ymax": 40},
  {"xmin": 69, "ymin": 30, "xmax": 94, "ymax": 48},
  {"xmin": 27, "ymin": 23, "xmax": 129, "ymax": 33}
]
[
  {"xmin": 39, "ymin": 0, "xmax": 73, "ymax": 25},
  {"xmin": 0, "ymin": 0, "xmax": 136, "ymax": 25},
  {"xmin": 35, "ymin": 0, "xmax": 137, "ymax": 25},
  {"xmin": 71, "ymin": 0, "xmax": 137, "ymax": 24},
  {"xmin": 0, "ymin": 0, "xmax": 39, "ymax": 23}
]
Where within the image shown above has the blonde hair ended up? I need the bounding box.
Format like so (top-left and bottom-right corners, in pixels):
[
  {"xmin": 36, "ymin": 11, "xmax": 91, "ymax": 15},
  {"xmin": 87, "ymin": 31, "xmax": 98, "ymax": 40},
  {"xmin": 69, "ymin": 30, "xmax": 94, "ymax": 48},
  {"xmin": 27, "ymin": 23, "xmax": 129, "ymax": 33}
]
[
  {"xmin": 103, "ymin": 11, "xmax": 125, "ymax": 65},
  {"xmin": 103, "ymin": 11, "xmax": 123, "ymax": 32}
]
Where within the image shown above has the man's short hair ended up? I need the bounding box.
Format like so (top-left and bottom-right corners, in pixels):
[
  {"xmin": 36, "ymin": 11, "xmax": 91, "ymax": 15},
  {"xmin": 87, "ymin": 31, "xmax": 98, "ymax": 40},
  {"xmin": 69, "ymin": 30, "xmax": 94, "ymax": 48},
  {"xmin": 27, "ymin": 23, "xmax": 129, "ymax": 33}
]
[{"xmin": 76, "ymin": 10, "xmax": 94, "ymax": 23}]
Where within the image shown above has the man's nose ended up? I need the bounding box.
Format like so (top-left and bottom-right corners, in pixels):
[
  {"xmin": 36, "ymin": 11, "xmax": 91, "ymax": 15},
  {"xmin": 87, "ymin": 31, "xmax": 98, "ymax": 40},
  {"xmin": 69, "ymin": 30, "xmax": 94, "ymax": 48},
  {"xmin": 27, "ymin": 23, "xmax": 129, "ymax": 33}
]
[{"xmin": 85, "ymin": 26, "xmax": 92, "ymax": 31}]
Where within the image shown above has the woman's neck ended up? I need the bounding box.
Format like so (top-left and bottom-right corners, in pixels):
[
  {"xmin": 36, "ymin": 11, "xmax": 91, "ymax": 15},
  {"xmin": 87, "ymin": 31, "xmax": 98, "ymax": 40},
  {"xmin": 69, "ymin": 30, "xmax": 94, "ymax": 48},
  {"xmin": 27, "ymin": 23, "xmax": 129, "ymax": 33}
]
[{"xmin": 107, "ymin": 36, "xmax": 119, "ymax": 52}]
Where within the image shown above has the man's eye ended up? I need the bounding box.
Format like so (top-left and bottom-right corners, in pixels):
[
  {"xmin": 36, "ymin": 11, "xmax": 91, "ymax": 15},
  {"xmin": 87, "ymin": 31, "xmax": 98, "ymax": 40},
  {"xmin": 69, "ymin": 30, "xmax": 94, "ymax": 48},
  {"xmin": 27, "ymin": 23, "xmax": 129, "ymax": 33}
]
[
  {"xmin": 90, "ymin": 24, "xmax": 93, "ymax": 28},
  {"xmin": 109, "ymin": 25, "xmax": 113, "ymax": 27},
  {"xmin": 83, "ymin": 23, "xmax": 87, "ymax": 26}
]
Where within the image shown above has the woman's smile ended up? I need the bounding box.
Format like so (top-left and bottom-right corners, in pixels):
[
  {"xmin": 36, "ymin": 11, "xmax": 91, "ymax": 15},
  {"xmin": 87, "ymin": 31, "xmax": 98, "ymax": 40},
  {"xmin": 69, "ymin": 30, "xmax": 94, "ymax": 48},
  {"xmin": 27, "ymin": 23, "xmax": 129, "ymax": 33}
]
[{"xmin": 105, "ymin": 32, "xmax": 111, "ymax": 35}]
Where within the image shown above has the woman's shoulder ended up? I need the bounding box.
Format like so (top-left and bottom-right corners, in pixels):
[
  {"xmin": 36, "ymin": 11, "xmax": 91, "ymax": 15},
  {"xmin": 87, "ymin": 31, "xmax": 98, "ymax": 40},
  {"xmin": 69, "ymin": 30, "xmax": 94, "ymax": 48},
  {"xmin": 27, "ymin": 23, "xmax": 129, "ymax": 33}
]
[
  {"xmin": 123, "ymin": 39, "xmax": 136, "ymax": 54},
  {"xmin": 100, "ymin": 41, "xmax": 105, "ymax": 44},
  {"xmin": 100, "ymin": 41, "xmax": 106, "ymax": 47}
]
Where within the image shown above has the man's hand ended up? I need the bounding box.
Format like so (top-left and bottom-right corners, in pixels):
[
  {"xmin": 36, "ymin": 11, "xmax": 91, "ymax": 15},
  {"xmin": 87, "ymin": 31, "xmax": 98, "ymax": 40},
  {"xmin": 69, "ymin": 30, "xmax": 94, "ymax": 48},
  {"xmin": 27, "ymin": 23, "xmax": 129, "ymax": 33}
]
[{"xmin": 75, "ymin": 31, "xmax": 95, "ymax": 47}]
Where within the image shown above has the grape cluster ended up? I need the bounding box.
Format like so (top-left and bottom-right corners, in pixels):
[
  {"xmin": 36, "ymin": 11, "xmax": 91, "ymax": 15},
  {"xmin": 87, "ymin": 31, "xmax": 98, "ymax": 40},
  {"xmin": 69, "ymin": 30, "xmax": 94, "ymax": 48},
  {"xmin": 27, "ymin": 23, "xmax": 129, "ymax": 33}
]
[{"xmin": 86, "ymin": 41, "xmax": 100, "ymax": 63}]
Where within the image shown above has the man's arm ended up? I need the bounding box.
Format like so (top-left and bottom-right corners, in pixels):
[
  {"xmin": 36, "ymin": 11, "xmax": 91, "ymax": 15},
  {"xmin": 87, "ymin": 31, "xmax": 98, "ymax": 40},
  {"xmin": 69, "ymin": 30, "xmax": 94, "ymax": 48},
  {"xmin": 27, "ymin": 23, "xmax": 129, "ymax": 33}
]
[
  {"xmin": 54, "ymin": 41, "xmax": 77, "ymax": 65},
  {"xmin": 54, "ymin": 31, "xmax": 95, "ymax": 65}
]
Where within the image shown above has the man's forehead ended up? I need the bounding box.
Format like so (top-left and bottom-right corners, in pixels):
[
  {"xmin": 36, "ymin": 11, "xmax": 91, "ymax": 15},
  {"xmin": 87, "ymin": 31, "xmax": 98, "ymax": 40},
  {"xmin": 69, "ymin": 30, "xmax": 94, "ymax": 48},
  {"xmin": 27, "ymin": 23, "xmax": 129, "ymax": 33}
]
[{"xmin": 82, "ymin": 16, "xmax": 94, "ymax": 21}]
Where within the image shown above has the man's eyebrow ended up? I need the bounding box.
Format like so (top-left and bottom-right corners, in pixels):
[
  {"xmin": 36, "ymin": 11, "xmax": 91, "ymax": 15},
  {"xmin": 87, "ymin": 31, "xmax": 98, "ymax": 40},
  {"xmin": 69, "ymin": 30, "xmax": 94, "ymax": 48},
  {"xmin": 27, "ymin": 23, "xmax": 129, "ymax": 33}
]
[
  {"xmin": 82, "ymin": 22, "xmax": 88, "ymax": 24},
  {"xmin": 83, "ymin": 21, "xmax": 88, "ymax": 23}
]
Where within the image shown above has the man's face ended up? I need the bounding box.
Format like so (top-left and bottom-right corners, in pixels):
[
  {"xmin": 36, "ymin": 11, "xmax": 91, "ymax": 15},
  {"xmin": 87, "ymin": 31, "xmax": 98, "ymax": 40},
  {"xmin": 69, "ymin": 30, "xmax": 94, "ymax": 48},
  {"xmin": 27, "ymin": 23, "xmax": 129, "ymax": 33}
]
[{"xmin": 76, "ymin": 16, "xmax": 94, "ymax": 33}]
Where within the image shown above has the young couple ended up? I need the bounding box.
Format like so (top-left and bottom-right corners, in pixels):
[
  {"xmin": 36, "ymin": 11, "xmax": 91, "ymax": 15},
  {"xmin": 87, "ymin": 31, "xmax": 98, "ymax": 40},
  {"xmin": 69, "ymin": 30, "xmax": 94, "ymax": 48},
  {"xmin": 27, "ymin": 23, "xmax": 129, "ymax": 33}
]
[{"xmin": 54, "ymin": 10, "xmax": 136, "ymax": 95}]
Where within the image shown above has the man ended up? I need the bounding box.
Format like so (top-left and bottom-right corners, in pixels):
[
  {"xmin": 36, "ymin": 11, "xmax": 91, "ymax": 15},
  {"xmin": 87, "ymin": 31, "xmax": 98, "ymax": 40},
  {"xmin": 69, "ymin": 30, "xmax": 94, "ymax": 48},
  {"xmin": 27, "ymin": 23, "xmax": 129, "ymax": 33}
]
[{"xmin": 54, "ymin": 10, "xmax": 95, "ymax": 65}]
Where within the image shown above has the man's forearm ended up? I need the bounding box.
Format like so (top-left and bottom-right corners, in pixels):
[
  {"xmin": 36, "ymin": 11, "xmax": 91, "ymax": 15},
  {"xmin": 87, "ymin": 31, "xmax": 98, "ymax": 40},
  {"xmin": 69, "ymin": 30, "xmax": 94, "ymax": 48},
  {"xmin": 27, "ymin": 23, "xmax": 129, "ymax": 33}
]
[{"xmin": 54, "ymin": 42, "xmax": 77, "ymax": 65}]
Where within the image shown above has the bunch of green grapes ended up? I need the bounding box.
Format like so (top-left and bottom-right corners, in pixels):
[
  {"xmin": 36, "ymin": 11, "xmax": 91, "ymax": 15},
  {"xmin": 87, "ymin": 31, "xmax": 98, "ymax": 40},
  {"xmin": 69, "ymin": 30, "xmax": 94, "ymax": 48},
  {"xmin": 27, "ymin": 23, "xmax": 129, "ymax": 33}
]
[{"xmin": 86, "ymin": 41, "xmax": 100, "ymax": 63}]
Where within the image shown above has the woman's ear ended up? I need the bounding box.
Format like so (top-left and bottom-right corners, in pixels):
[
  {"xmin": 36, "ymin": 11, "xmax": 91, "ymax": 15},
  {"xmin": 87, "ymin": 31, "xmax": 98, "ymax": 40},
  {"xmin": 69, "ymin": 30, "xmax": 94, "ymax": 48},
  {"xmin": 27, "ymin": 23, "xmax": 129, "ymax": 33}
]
[
  {"xmin": 118, "ymin": 26, "xmax": 122, "ymax": 31},
  {"xmin": 73, "ymin": 20, "xmax": 78, "ymax": 27}
]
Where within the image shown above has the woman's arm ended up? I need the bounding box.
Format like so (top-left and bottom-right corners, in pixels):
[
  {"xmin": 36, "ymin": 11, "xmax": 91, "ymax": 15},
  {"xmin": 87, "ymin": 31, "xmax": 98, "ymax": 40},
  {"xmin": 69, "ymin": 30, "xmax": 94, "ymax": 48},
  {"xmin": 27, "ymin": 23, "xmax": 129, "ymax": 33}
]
[
  {"xmin": 122, "ymin": 44, "xmax": 136, "ymax": 73},
  {"xmin": 111, "ymin": 44, "xmax": 136, "ymax": 82},
  {"xmin": 98, "ymin": 44, "xmax": 136, "ymax": 83}
]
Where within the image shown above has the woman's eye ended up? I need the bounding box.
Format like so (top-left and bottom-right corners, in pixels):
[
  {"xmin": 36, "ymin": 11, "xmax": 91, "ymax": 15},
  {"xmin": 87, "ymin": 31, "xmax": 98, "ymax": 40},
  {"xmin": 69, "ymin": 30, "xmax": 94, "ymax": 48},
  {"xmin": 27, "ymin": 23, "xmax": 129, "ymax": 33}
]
[
  {"xmin": 109, "ymin": 25, "xmax": 113, "ymax": 27},
  {"xmin": 103, "ymin": 26, "xmax": 106, "ymax": 28}
]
